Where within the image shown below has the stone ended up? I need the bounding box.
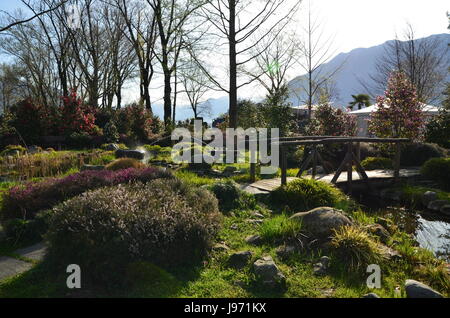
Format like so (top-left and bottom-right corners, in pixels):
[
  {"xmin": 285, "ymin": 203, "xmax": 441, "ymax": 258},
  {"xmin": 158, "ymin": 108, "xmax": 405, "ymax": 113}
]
[
  {"xmin": 366, "ymin": 224, "xmax": 391, "ymax": 244},
  {"xmin": 229, "ymin": 251, "xmax": 253, "ymax": 269},
  {"xmin": 246, "ymin": 219, "xmax": 263, "ymax": 225},
  {"xmin": 379, "ymin": 245, "xmax": 402, "ymax": 261},
  {"xmin": 290, "ymin": 207, "xmax": 353, "ymax": 239},
  {"xmin": 230, "ymin": 224, "xmax": 239, "ymax": 230},
  {"xmin": 362, "ymin": 293, "xmax": 381, "ymax": 298},
  {"xmin": 251, "ymin": 211, "xmax": 265, "ymax": 219},
  {"xmin": 0, "ymin": 256, "xmax": 33, "ymax": 281},
  {"xmin": 427, "ymin": 200, "xmax": 448, "ymax": 212},
  {"xmin": 222, "ymin": 166, "xmax": 238, "ymax": 176},
  {"xmin": 14, "ymin": 242, "xmax": 47, "ymax": 262},
  {"xmin": 375, "ymin": 218, "xmax": 394, "ymax": 233},
  {"xmin": 245, "ymin": 235, "xmax": 262, "ymax": 246},
  {"xmin": 27, "ymin": 145, "xmax": 41, "ymax": 154},
  {"xmin": 253, "ymin": 256, "xmax": 286, "ymax": 288},
  {"xmin": 313, "ymin": 256, "xmax": 331, "ymax": 276},
  {"xmin": 422, "ymin": 191, "xmax": 438, "ymax": 207},
  {"xmin": 80, "ymin": 164, "xmax": 105, "ymax": 171},
  {"xmin": 115, "ymin": 149, "xmax": 145, "ymax": 160},
  {"xmin": 405, "ymin": 279, "xmax": 444, "ymax": 298},
  {"xmin": 212, "ymin": 243, "xmax": 229, "ymax": 252},
  {"xmin": 104, "ymin": 143, "xmax": 119, "ymax": 151},
  {"xmin": 440, "ymin": 205, "xmax": 450, "ymax": 216},
  {"xmin": 275, "ymin": 245, "xmax": 296, "ymax": 259}
]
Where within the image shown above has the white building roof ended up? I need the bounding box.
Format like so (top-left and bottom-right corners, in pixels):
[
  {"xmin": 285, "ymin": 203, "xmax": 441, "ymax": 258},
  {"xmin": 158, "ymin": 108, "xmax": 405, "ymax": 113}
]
[{"xmin": 349, "ymin": 103, "xmax": 440, "ymax": 116}]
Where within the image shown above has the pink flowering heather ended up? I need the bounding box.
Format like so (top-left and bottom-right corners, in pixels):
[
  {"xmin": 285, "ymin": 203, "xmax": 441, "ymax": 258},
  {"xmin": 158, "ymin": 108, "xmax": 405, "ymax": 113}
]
[
  {"xmin": 1, "ymin": 167, "xmax": 172, "ymax": 220},
  {"xmin": 368, "ymin": 71, "xmax": 425, "ymax": 140}
]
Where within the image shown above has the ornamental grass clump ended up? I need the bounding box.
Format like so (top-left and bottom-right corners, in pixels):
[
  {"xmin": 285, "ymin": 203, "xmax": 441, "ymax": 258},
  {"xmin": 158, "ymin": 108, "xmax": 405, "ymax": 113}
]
[
  {"xmin": 106, "ymin": 158, "xmax": 145, "ymax": 171},
  {"xmin": 331, "ymin": 225, "xmax": 383, "ymax": 271},
  {"xmin": 1, "ymin": 167, "xmax": 172, "ymax": 220},
  {"xmin": 46, "ymin": 179, "xmax": 221, "ymax": 287},
  {"xmin": 271, "ymin": 178, "xmax": 346, "ymax": 213}
]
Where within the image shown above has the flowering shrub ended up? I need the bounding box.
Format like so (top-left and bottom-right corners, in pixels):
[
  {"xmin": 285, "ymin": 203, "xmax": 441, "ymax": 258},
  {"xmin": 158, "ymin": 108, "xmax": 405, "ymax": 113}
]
[
  {"xmin": 59, "ymin": 90, "xmax": 97, "ymax": 136},
  {"xmin": 46, "ymin": 179, "xmax": 221, "ymax": 287},
  {"xmin": 117, "ymin": 104, "xmax": 162, "ymax": 142},
  {"xmin": 305, "ymin": 103, "xmax": 357, "ymax": 136},
  {"xmin": 368, "ymin": 71, "xmax": 424, "ymax": 140},
  {"xmin": 1, "ymin": 167, "xmax": 173, "ymax": 220},
  {"xmin": 9, "ymin": 99, "xmax": 45, "ymax": 143}
]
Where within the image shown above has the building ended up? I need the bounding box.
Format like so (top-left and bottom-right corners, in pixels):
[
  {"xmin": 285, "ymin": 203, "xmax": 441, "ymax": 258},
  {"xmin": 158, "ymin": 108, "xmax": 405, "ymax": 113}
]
[{"xmin": 349, "ymin": 104, "xmax": 440, "ymax": 137}]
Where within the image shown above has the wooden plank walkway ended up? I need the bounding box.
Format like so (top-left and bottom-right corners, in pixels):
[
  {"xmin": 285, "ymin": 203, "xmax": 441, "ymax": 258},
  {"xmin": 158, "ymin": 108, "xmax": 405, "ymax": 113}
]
[{"xmin": 244, "ymin": 169, "xmax": 420, "ymax": 193}]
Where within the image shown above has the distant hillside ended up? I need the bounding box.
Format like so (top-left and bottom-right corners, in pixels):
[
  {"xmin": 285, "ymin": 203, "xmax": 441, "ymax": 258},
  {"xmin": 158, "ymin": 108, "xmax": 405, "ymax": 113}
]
[{"xmin": 287, "ymin": 33, "xmax": 450, "ymax": 108}]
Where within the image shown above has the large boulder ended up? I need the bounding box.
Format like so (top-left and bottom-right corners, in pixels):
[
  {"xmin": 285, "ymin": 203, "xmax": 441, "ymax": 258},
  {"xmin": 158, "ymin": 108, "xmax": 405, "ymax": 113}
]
[
  {"xmin": 440, "ymin": 205, "xmax": 450, "ymax": 216},
  {"xmin": 422, "ymin": 191, "xmax": 438, "ymax": 207},
  {"xmin": 366, "ymin": 224, "xmax": 391, "ymax": 244},
  {"xmin": 229, "ymin": 251, "xmax": 253, "ymax": 269},
  {"xmin": 427, "ymin": 200, "xmax": 448, "ymax": 212},
  {"xmin": 115, "ymin": 149, "xmax": 145, "ymax": 160},
  {"xmin": 253, "ymin": 256, "xmax": 286, "ymax": 288},
  {"xmin": 290, "ymin": 207, "xmax": 353, "ymax": 239},
  {"xmin": 405, "ymin": 279, "xmax": 444, "ymax": 298}
]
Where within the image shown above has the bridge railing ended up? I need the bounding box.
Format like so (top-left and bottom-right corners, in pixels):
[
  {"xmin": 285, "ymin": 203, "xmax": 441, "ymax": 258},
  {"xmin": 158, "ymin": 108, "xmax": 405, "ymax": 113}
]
[{"xmin": 250, "ymin": 136, "xmax": 410, "ymax": 194}]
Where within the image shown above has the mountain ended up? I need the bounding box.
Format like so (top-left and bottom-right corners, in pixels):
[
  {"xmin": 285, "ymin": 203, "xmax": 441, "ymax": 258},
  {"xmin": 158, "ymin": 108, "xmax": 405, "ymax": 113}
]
[{"xmin": 287, "ymin": 33, "xmax": 450, "ymax": 108}]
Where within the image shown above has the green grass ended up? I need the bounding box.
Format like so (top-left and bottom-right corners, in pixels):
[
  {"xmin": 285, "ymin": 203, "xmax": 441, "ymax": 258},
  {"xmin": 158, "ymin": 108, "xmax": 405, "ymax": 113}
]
[
  {"xmin": 259, "ymin": 214, "xmax": 301, "ymax": 244},
  {"xmin": 174, "ymin": 170, "xmax": 217, "ymax": 186}
]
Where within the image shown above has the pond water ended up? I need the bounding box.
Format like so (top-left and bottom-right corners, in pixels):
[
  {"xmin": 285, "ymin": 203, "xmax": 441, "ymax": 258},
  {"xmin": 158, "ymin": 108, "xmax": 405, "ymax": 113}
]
[{"xmin": 355, "ymin": 194, "xmax": 450, "ymax": 262}]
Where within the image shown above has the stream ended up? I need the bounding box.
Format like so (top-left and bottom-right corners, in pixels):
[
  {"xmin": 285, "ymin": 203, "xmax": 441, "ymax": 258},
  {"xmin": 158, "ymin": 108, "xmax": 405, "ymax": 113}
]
[{"xmin": 355, "ymin": 193, "xmax": 450, "ymax": 261}]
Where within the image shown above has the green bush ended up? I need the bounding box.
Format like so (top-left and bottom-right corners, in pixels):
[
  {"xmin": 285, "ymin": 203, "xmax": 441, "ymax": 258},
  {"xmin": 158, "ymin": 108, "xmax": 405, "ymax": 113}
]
[
  {"xmin": 259, "ymin": 214, "xmax": 301, "ymax": 244},
  {"xmin": 360, "ymin": 157, "xmax": 393, "ymax": 170},
  {"xmin": 421, "ymin": 158, "xmax": 450, "ymax": 189},
  {"xmin": 271, "ymin": 178, "xmax": 345, "ymax": 212},
  {"xmin": 106, "ymin": 158, "xmax": 145, "ymax": 171},
  {"xmin": 208, "ymin": 180, "xmax": 256, "ymax": 212},
  {"xmin": 331, "ymin": 225, "xmax": 383, "ymax": 271},
  {"xmin": 46, "ymin": 179, "xmax": 221, "ymax": 287},
  {"xmin": 400, "ymin": 143, "xmax": 446, "ymax": 167},
  {"xmin": 1, "ymin": 145, "xmax": 26, "ymax": 157},
  {"xmin": 3, "ymin": 210, "xmax": 52, "ymax": 245}
]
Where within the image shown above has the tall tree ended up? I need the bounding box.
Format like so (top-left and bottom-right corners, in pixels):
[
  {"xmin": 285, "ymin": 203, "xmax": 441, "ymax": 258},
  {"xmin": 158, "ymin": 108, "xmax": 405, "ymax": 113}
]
[
  {"xmin": 361, "ymin": 24, "xmax": 449, "ymax": 104},
  {"xmin": 199, "ymin": 0, "xmax": 300, "ymax": 128},
  {"xmin": 348, "ymin": 94, "xmax": 371, "ymax": 111}
]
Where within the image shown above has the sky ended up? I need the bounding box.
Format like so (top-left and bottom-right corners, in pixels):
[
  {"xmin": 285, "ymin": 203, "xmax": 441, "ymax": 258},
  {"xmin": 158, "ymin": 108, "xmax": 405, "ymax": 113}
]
[{"xmin": 1, "ymin": 0, "xmax": 449, "ymax": 118}]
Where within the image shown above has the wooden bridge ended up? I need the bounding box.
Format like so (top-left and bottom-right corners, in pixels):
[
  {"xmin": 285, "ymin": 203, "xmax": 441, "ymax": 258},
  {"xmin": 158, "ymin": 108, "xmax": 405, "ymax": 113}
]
[{"xmin": 247, "ymin": 136, "xmax": 413, "ymax": 194}]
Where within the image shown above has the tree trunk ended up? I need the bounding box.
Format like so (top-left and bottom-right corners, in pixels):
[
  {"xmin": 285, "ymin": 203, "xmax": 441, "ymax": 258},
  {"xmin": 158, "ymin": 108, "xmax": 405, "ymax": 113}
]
[
  {"xmin": 163, "ymin": 70, "xmax": 172, "ymax": 125},
  {"xmin": 228, "ymin": 1, "xmax": 237, "ymax": 129}
]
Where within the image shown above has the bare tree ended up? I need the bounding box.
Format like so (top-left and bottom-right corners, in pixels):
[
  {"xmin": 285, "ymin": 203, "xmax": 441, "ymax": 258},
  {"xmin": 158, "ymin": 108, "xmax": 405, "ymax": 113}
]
[
  {"xmin": 179, "ymin": 57, "xmax": 211, "ymax": 118},
  {"xmin": 360, "ymin": 23, "xmax": 449, "ymax": 104},
  {"xmin": 244, "ymin": 29, "xmax": 300, "ymax": 99},
  {"xmin": 294, "ymin": 1, "xmax": 343, "ymax": 119},
  {"xmin": 199, "ymin": 0, "xmax": 301, "ymax": 128},
  {"xmin": 147, "ymin": 0, "xmax": 207, "ymax": 126},
  {"xmin": 0, "ymin": 0, "xmax": 68, "ymax": 33}
]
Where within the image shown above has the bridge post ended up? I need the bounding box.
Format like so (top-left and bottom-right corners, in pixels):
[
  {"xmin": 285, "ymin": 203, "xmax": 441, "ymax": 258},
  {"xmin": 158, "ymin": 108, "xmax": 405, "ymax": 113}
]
[
  {"xmin": 281, "ymin": 146, "xmax": 287, "ymax": 186},
  {"xmin": 394, "ymin": 142, "xmax": 401, "ymax": 182},
  {"xmin": 347, "ymin": 142, "xmax": 353, "ymax": 194}
]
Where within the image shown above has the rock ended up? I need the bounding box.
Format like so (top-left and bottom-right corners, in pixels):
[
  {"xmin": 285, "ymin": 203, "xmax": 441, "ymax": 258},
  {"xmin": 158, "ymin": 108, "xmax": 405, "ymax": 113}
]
[
  {"xmin": 362, "ymin": 293, "xmax": 381, "ymax": 298},
  {"xmin": 253, "ymin": 256, "xmax": 286, "ymax": 288},
  {"xmin": 246, "ymin": 219, "xmax": 263, "ymax": 225},
  {"xmin": 229, "ymin": 251, "xmax": 253, "ymax": 269},
  {"xmin": 427, "ymin": 200, "xmax": 448, "ymax": 212},
  {"xmin": 290, "ymin": 207, "xmax": 353, "ymax": 239},
  {"xmin": 27, "ymin": 145, "xmax": 41, "ymax": 154},
  {"xmin": 245, "ymin": 235, "xmax": 262, "ymax": 246},
  {"xmin": 366, "ymin": 224, "xmax": 391, "ymax": 244},
  {"xmin": 379, "ymin": 245, "xmax": 402, "ymax": 261},
  {"xmin": 440, "ymin": 205, "xmax": 450, "ymax": 216},
  {"xmin": 275, "ymin": 245, "xmax": 296, "ymax": 259},
  {"xmin": 104, "ymin": 143, "xmax": 119, "ymax": 151},
  {"xmin": 251, "ymin": 211, "xmax": 265, "ymax": 219},
  {"xmin": 212, "ymin": 243, "xmax": 229, "ymax": 252},
  {"xmin": 375, "ymin": 218, "xmax": 394, "ymax": 233},
  {"xmin": 80, "ymin": 164, "xmax": 105, "ymax": 171},
  {"xmin": 422, "ymin": 191, "xmax": 438, "ymax": 207},
  {"xmin": 222, "ymin": 166, "xmax": 238, "ymax": 176},
  {"xmin": 115, "ymin": 149, "xmax": 145, "ymax": 160},
  {"xmin": 405, "ymin": 279, "xmax": 444, "ymax": 298},
  {"xmin": 313, "ymin": 256, "xmax": 331, "ymax": 276},
  {"xmin": 379, "ymin": 189, "xmax": 402, "ymax": 201},
  {"xmin": 230, "ymin": 224, "xmax": 238, "ymax": 230}
]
